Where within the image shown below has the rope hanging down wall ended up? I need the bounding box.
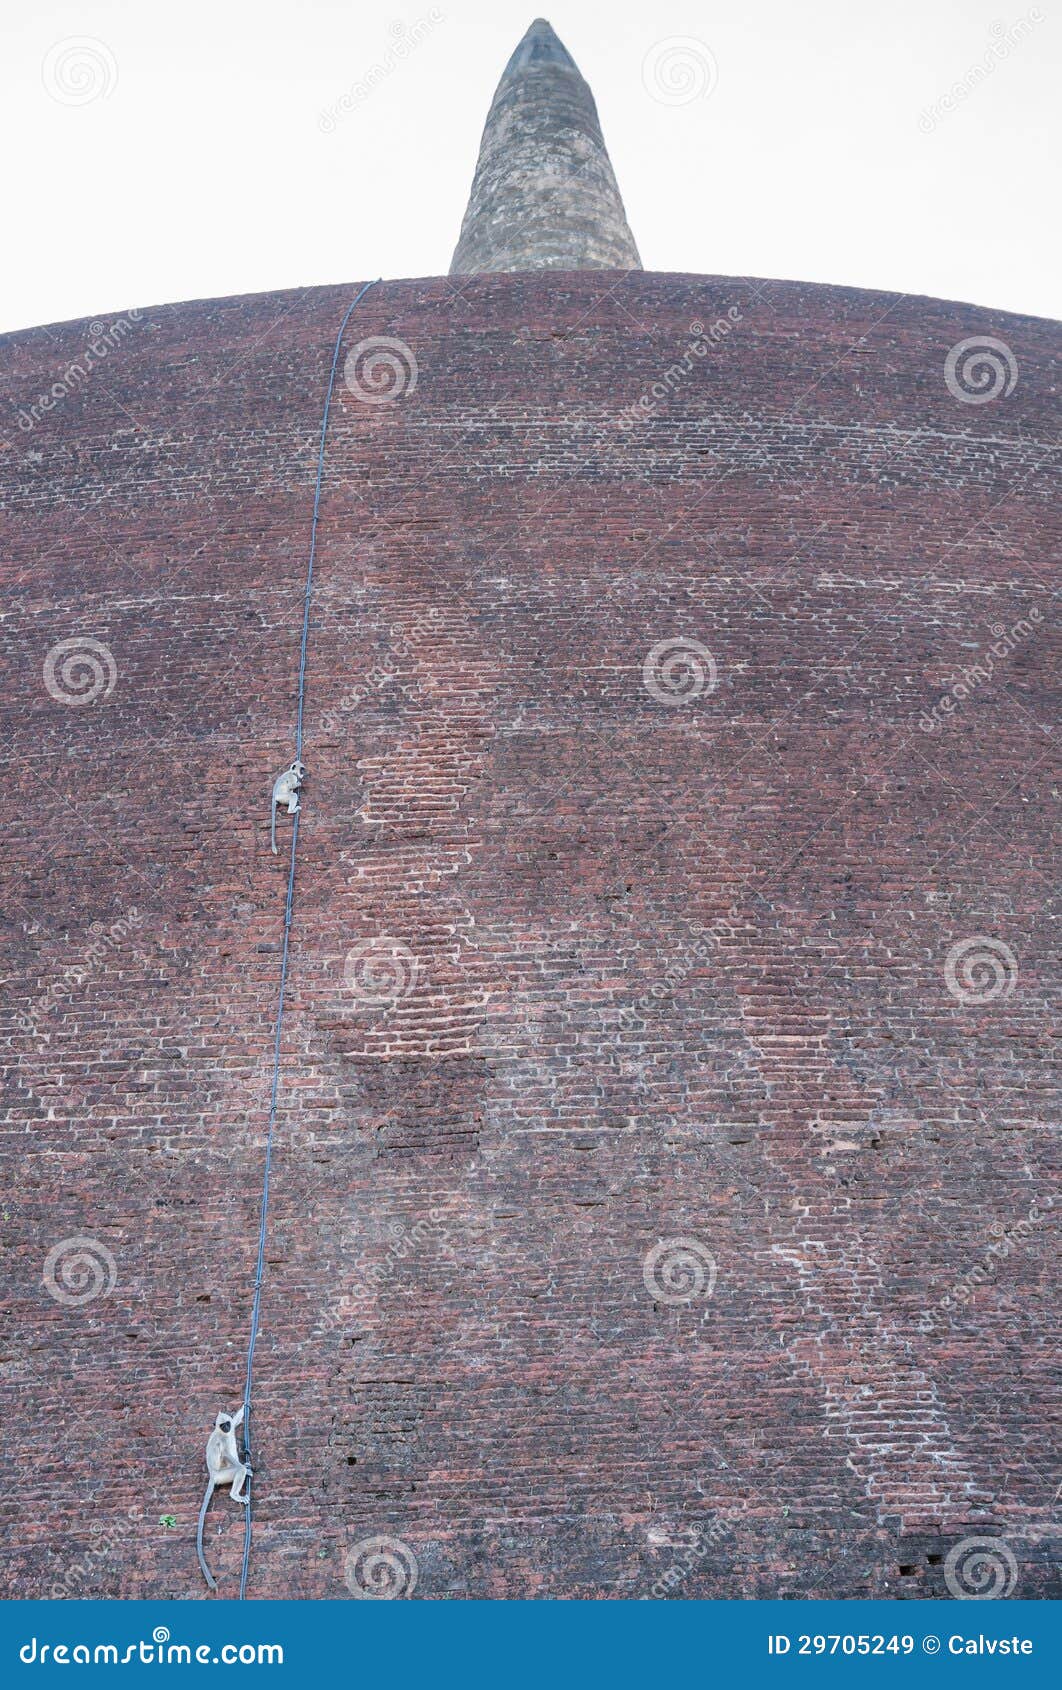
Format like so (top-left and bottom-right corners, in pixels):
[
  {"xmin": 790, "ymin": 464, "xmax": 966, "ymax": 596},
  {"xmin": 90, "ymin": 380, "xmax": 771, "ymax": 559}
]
[{"xmin": 234, "ymin": 279, "xmax": 380, "ymax": 1600}]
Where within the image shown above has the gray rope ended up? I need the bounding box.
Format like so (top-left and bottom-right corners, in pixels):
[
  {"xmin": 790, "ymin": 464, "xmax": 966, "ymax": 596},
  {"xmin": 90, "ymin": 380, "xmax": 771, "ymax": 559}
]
[{"xmin": 237, "ymin": 279, "xmax": 379, "ymax": 1599}]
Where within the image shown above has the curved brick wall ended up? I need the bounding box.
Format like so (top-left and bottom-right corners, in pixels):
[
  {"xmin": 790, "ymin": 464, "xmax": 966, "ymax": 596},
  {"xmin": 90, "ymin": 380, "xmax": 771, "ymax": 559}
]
[{"xmin": 1, "ymin": 271, "xmax": 1057, "ymax": 1599}]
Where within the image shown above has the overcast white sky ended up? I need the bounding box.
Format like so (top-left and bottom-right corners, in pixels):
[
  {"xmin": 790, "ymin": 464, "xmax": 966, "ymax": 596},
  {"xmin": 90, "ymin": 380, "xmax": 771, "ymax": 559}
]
[{"xmin": 3, "ymin": 0, "xmax": 1059, "ymax": 334}]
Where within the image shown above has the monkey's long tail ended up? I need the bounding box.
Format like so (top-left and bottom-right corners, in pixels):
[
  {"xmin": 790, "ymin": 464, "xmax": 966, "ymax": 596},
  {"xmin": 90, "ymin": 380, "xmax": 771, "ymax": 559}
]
[
  {"xmin": 196, "ymin": 1484, "xmax": 217, "ymax": 1591},
  {"xmin": 270, "ymin": 802, "xmax": 277, "ymax": 855}
]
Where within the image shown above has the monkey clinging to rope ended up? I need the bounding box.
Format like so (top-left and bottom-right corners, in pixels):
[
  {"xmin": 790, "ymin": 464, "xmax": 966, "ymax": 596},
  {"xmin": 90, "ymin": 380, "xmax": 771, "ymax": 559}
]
[
  {"xmin": 196, "ymin": 1406, "xmax": 252, "ymax": 1591},
  {"xmin": 270, "ymin": 759, "xmax": 305, "ymax": 854}
]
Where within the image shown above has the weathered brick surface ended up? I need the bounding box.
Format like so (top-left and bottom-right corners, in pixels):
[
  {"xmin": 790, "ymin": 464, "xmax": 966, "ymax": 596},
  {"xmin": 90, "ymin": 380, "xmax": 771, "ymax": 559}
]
[
  {"xmin": 0, "ymin": 271, "xmax": 1058, "ymax": 1599},
  {"xmin": 450, "ymin": 19, "xmax": 641, "ymax": 275}
]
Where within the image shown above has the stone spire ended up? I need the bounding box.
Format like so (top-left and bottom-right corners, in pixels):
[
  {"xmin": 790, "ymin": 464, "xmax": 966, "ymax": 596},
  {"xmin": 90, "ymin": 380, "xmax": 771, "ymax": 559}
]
[{"xmin": 450, "ymin": 19, "xmax": 641, "ymax": 275}]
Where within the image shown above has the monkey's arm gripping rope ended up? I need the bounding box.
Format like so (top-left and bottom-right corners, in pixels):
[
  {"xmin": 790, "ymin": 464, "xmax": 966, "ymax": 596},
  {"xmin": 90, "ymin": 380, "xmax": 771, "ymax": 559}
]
[{"xmin": 236, "ymin": 279, "xmax": 378, "ymax": 1600}]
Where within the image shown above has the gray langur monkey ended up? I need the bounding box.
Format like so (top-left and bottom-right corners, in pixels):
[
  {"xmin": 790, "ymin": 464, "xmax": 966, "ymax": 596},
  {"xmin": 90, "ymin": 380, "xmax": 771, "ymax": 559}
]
[
  {"xmin": 196, "ymin": 1406, "xmax": 252, "ymax": 1591},
  {"xmin": 270, "ymin": 760, "xmax": 305, "ymax": 853}
]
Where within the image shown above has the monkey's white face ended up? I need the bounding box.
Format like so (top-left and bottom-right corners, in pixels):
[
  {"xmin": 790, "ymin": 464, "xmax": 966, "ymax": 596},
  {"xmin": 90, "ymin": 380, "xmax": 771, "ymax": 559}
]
[{"xmin": 217, "ymin": 1415, "xmax": 232, "ymax": 1434}]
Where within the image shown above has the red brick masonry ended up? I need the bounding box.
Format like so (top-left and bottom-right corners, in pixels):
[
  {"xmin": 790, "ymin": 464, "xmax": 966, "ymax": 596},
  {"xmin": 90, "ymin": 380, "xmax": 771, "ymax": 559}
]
[{"xmin": 1, "ymin": 272, "xmax": 1058, "ymax": 1597}]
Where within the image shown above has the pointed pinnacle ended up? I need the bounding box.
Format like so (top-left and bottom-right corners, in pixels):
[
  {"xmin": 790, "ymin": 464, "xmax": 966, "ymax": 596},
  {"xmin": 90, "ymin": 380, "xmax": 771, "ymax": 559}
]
[{"xmin": 450, "ymin": 20, "xmax": 641, "ymax": 275}]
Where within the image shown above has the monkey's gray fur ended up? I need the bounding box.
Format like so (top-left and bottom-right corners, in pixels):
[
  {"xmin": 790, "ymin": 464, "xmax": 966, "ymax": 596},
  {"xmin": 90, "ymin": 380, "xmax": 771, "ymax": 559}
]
[
  {"xmin": 270, "ymin": 760, "xmax": 305, "ymax": 853},
  {"xmin": 196, "ymin": 1406, "xmax": 252, "ymax": 1591}
]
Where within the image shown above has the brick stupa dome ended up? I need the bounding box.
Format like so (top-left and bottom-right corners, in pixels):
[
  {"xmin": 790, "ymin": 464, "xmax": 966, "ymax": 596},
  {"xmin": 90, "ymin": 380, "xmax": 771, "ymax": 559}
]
[{"xmin": 3, "ymin": 20, "xmax": 1057, "ymax": 1600}]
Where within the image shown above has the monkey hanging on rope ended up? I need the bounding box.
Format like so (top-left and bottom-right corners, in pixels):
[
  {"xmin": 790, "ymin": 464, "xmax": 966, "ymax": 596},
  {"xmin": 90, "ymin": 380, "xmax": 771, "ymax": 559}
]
[
  {"xmin": 196, "ymin": 1407, "xmax": 252, "ymax": 1591},
  {"xmin": 270, "ymin": 760, "xmax": 305, "ymax": 854}
]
